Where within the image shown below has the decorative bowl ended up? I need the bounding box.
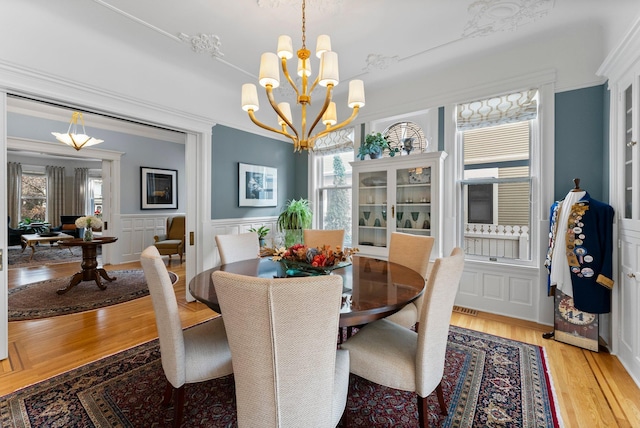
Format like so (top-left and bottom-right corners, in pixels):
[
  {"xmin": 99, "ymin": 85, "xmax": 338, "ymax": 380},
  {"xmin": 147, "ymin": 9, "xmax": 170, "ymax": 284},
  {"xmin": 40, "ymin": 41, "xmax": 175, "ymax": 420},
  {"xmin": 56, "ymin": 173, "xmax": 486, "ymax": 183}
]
[{"xmin": 279, "ymin": 260, "xmax": 351, "ymax": 276}]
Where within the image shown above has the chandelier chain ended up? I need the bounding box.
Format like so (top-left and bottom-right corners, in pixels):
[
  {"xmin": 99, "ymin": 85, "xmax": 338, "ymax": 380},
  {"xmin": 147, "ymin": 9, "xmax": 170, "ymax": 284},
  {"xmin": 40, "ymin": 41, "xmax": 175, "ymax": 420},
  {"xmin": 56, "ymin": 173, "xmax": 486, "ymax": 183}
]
[{"xmin": 301, "ymin": 0, "xmax": 306, "ymax": 50}]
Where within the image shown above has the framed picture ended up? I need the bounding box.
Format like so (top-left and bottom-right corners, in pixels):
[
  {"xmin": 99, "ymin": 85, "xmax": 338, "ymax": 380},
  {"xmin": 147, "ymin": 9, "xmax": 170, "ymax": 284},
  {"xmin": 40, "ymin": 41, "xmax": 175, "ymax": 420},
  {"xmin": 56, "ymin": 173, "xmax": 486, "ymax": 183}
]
[
  {"xmin": 141, "ymin": 167, "xmax": 178, "ymax": 209},
  {"xmin": 239, "ymin": 163, "xmax": 277, "ymax": 207}
]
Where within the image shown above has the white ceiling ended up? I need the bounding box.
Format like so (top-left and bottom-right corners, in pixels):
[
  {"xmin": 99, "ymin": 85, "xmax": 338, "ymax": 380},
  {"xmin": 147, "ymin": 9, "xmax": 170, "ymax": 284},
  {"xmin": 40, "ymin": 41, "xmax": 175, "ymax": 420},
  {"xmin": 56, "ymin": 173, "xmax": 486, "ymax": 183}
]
[
  {"xmin": 6, "ymin": 0, "xmax": 640, "ymax": 135},
  {"xmin": 57, "ymin": 0, "xmax": 639, "ymax": 89}
]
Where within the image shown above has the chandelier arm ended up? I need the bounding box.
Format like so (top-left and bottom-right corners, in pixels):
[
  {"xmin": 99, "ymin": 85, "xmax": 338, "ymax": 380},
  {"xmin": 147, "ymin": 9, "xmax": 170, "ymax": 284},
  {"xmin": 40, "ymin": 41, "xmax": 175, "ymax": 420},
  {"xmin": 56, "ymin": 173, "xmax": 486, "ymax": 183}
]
[
  {"xmin": 306, "ymin": 84, "xmax": 334, "ymax": 138},
  {"xmin": 281, "ymin": 59, "xmax": 301, "ymax": 99},
  {"xmin": 314, "ymin": 105, "xmax": 361, "ymax": 141},
  {"xmin": 247, "ymin": 110, "xmax": 297, "ymax": 144},
  {"xmin": 309, "ymin": 75, "xmax": 320, "ymax": 94},
  {"xmin": 265, "ymin": 86, "xmax": 300, "ymax": 141}
]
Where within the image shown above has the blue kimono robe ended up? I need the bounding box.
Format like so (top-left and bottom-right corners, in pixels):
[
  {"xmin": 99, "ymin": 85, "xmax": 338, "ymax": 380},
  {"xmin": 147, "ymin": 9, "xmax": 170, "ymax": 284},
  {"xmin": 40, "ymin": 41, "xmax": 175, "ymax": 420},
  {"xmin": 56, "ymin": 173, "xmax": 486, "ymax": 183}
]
[{"xmin": 544, "ymin": 193, "xmax": 614, "ymax": 314}]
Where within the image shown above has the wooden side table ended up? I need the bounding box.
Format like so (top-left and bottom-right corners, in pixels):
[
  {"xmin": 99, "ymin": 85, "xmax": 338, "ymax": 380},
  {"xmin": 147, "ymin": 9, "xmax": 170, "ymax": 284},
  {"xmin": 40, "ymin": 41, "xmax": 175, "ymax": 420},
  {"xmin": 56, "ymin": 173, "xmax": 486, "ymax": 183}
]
[{"xmin": 57, "ymin": 236, "xmax": 118, "ymax": 295}]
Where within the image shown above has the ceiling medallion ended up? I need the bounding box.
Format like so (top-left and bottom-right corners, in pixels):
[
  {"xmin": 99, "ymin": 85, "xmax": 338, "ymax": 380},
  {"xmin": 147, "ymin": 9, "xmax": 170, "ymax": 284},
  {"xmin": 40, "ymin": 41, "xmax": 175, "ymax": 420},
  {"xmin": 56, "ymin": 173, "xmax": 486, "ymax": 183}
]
[
  {"xmin": 363, "ymin": 53, "xmax": 400, "ymax": 72},
  {"xmin": 257, "ymin": 0, "xmax": 343, "ymax": 13},
  {"xmin": 462, "ymin": 0, "xmax": 555, "ymax": 38},
  {"xmin": 178, "ymin": 33, "xmax": 225, "ymax": 58}
]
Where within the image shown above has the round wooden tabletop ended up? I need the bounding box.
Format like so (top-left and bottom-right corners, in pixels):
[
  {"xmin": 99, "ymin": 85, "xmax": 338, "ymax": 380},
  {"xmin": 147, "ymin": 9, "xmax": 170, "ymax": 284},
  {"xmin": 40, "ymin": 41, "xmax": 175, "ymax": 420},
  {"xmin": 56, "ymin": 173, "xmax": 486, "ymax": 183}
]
[
  {"xmin": 189, "ymin": 256, "xmax": 425, "ymax": 328},
  {"xmin": 58, "ymin": 236, "xmax": 118, "ymax": 247}
]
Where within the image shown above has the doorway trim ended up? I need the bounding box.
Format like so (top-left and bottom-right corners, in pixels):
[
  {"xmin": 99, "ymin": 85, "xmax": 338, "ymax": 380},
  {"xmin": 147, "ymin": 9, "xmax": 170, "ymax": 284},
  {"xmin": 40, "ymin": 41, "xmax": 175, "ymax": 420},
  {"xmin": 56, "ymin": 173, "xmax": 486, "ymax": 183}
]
[{"xmin": 0, "ymin": 62, "xmax": 215, "ymax": 360}]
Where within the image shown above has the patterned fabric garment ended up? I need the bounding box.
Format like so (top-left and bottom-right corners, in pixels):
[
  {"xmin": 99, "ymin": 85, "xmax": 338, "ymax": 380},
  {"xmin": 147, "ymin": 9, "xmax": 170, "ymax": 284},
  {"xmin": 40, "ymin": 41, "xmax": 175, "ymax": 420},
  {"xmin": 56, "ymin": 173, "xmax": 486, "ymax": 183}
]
[{"xmin": 545, "ymin": 192, "xmax": 615, "ymax": 314}]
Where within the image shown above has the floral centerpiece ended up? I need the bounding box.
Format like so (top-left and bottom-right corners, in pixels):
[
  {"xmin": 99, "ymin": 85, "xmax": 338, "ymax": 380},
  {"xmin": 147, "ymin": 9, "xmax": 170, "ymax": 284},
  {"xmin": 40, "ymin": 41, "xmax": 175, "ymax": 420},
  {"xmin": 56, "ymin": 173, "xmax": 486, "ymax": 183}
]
[
  {"xmin": 75, "ymin": 215, "xmax": 103, "ymax": 241},
  {"xmin": 272, "ymin": 244, "xmax": 359, "ymax": 275}
]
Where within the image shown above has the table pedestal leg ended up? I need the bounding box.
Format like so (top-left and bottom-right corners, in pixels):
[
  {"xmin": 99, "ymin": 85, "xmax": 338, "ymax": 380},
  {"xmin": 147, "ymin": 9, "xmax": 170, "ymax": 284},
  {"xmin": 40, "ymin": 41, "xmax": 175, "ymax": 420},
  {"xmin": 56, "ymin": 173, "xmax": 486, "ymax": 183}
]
[{"xmin": 57, "ymin": 244, "xmax": 116, "ymax": 294}]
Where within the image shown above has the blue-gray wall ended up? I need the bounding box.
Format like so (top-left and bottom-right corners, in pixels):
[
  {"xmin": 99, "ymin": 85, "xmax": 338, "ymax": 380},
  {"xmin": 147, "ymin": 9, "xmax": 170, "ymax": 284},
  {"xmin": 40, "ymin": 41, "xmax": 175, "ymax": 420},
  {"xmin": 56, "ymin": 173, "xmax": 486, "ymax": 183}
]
[
  {"xmin": 554, "ymin": 85, "xmax": 609, "ymax": 202},
  {"xmin": 7, "ymin": 112, "xmax": 186, "ymax": 214},
  {"xmin": 211, "ymin": 124, "xmax": 308, "ymax": 219}
]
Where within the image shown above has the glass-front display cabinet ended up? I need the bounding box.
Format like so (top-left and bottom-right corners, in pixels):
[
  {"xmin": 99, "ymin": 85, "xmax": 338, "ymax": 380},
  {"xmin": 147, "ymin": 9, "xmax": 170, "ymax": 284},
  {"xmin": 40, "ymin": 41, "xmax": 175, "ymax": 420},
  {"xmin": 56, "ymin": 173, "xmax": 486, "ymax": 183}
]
[{"xmin": 351, "ymin": 151, "xmax": 447, "ymax": 259}]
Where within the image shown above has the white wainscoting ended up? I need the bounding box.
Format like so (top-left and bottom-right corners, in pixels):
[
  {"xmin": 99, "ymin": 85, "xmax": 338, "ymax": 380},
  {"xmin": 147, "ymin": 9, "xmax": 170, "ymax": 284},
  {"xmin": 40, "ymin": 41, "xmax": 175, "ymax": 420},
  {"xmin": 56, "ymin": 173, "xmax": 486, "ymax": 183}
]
[
  {"xmin": 454, "ymin": 260, "xmax": 541, "ymax": 322},
  {"xmin": 119, "ymin": 214, "xmax": 177, "ymax": 263},
  {"xmin": 208, "ymin": 217, "xmax": 278, "ymax": 268}
]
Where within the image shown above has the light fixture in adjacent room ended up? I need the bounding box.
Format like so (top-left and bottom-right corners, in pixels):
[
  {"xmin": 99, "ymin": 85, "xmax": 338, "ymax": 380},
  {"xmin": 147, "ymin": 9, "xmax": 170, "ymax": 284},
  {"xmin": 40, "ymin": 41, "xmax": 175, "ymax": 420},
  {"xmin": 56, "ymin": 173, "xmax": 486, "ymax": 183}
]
[
  {"xmin": 51, "ymin": 111, "xmax": 104, "ymax": 151},
  {"xmin": 241, "ymin": 0, "xmax": 365, "ymax": 152}
]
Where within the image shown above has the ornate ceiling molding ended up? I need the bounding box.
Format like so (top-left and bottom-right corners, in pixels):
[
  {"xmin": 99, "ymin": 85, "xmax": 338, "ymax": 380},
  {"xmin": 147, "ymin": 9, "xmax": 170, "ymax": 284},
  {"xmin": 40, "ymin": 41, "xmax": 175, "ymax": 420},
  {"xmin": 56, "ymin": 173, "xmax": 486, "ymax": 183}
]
[
  {"xmin": 463, "ymin": 0, "xmax": 554, "ymax": 38},
  {"xmin": 363, "ymin": 54, "xmax": 401, "ymax": 72},
  {"xmin": 257, "ymin": 0, "xmax": 343, "ymax": 13},
  {"xmin": 178, "ymin": 33, "xmax": 224, "ymax": 58}
]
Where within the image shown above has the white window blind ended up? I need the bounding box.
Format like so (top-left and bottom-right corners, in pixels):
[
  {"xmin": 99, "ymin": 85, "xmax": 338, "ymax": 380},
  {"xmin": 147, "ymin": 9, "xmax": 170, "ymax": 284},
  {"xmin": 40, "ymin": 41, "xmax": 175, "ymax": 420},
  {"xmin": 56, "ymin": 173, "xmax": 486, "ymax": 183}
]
[
  {"xmin": 457, "ymin": 90, "xmax": 538, "ymax": 131},
  {"xmin": 313, "ymin": 127, "xmax": 354, "ymax": 155}
]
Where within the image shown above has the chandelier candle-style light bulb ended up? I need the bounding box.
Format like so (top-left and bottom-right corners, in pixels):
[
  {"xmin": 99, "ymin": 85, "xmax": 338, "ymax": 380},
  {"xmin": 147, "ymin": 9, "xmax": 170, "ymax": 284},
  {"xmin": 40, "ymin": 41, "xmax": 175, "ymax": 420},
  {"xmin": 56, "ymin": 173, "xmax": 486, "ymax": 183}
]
[
  {"xmin": 51, "ymin": 111, "xmax": 104, "ymax": 151},
  {"xmin": 241, "ymin": 0, "xmax": 365, "ymax": 152}
]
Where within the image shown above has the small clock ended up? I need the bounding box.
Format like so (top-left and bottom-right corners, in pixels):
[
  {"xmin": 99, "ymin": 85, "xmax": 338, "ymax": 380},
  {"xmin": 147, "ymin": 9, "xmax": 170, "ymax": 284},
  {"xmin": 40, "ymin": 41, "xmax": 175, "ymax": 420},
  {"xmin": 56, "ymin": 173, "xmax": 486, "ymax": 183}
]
[{"xmin": 383, "ymin": 121, "xmax": 427, "ymax": 155}]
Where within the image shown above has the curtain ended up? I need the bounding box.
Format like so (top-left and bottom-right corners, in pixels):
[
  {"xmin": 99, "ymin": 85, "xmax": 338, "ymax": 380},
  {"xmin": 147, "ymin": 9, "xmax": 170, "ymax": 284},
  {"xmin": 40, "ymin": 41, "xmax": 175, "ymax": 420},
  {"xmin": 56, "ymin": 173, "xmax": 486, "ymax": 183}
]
[
  {"xmin": 73, "ymin": 168, "xmax": 89, "ymax": 215},
  {"xmin": 456, "ymin": 89, "xmax": 538, "ymax": 131},
  {"xmin": 313, "ymin": 127, "xmax": 355, "ymax": 155},
  {"xmin": 46, "ymin": 165, "xmax": 65, "ymax": 227},
  {"xmin": 7, "ymin": 162, "xmax": 22, "ymax": 227}
]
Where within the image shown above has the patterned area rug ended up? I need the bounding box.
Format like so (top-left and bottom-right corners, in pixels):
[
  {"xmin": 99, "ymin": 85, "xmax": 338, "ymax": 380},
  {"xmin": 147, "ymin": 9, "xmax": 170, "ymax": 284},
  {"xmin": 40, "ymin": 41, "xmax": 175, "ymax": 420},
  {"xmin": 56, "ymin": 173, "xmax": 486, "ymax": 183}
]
[
  {"xmin": 0, "ymin": 326, "xmax": 562, "ymax": 427},
  {"xmin": 8, "ymin": 270, "xmax": 178, "ymax": 321},
  {"xmin": 7, "ymin": 244, "xmax": 101, "ymax": 268}
]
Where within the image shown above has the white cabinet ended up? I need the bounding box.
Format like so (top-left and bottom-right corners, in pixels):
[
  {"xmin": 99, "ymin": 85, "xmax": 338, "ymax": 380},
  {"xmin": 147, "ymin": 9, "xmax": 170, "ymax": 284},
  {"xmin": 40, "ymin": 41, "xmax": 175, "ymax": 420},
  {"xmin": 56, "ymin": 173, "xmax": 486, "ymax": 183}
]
[
  {"xmin": 350, "ymin": 151, "xmax": 447, "ymax": 259},
  {"xmin": 600, "ymin": 29, "xmax": 640, "ymax": 386}
]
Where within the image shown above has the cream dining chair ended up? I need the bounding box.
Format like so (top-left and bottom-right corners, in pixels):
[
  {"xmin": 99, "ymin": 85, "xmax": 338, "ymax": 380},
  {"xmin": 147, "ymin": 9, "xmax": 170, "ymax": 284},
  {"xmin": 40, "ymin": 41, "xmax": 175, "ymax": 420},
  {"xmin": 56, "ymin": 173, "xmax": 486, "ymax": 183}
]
[
  {"xmin": 215, "ymin": 231, "xmax": 260, "ymax": 265},
  {"xmin": 384, "ymin": 232, "xmax": 435, "ymax": 329},
  {"xmin": 140, "ymin": 246, "xmax": 233, "ymax": 428},
  {"xmin": 212, "ymin": 270, "xmax": 349, "ymax": 428},
  {"xmin": 341, "ymin": 247, "xmax": 464, "ymax": 427},
  {"xmin": 303, "ymin": 229, "xmax": 345, "ymax": 249}
]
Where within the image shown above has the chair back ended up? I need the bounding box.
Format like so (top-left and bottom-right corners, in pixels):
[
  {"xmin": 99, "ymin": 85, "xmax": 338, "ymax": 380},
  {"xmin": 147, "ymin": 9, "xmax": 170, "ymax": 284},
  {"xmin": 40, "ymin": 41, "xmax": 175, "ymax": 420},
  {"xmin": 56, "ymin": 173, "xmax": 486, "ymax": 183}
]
[
  {"xmin": 303, "ymin": 229, "xmax": 345, "ymax": 249},
  {"xmin": 388, "ymin": 232, "xmax": 434, "ymax": 279},
  {"xmin": 167, "ymin": 216, "xmax": 185, "ymax": 241},
  {"xmin": 212, "ymin": 271, "xmax": 343, "ymax": 428},
  {"xmin": 140, "ymin": 245, "xmax": 186, "ymax": 387},
  {"xmin": 215, "ymin": 232, "xmax": 260, "ymax": 265},
  {"xmin": 415, "ymin": 247, "xmax": 465, "ymax": 397}
]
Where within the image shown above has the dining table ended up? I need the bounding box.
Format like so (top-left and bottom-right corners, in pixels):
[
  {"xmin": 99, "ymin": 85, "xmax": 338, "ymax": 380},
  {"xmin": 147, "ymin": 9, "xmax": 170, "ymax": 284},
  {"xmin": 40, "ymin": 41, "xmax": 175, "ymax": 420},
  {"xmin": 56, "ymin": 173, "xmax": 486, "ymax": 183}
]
[{"xmin": 188, "ymin": 255, "xmax": 425, "ymax": 328}]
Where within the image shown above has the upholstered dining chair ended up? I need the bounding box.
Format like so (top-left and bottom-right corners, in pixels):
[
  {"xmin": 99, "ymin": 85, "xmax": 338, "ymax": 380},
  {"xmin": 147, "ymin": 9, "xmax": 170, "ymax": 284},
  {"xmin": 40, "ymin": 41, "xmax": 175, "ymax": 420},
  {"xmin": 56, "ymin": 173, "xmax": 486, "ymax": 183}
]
[
  {"xmin": 215, "ymin": 231, "xmax": 260, "ymax": 265},
  {"xmin": 153, "ymin": 215, "xmax": 186, "ymax": 263},
  {"xmin": 341, "ymin": 247, "xmax": 464, "ymax": 427},
  {"xmin": 212, "ymin": 270, "xmax": 349, "ymax": 428},
  {"xmin": 303, "ymin": 229, "xmax": 345, "ymax": 249},
  {"xmin": 140, "ymin": 246, "xmax": 233, "ymax": 428},
  {"xmin": 384, "ymin": 232, "xmax": 435, "ymax": 329}
]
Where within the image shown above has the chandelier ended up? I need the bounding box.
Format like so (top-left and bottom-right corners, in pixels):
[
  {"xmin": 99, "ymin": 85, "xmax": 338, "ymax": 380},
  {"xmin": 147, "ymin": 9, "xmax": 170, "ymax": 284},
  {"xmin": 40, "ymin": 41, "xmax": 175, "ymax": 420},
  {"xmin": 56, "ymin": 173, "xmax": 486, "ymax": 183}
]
[
  {"xmin": 51, "ymin": 111, "xmax": 104, "ymax": 151},
  {"xmin": 241, "ymin": 0, "xmax": 365, "ymax": 152}
]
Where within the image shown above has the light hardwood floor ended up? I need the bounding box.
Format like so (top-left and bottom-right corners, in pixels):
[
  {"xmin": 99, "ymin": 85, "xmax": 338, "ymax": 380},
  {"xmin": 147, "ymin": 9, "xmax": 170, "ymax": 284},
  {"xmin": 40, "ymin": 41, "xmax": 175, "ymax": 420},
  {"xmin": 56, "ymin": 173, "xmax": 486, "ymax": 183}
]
[{"xmin": 2, "ymin": 259, "xmax": 640, "ymax": 427}]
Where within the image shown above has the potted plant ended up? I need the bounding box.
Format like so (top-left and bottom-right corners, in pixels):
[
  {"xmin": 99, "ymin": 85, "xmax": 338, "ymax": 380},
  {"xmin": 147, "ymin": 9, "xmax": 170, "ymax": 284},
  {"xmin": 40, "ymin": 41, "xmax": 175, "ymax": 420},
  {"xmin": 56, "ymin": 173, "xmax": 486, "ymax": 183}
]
[
  {"xmin": 277, "ymin": 198, "xmax": 313, "ymax": 247},
  {"xmin": 358, "ymin": 132, "xmax": 399, "ymax": 160},
  {"xmin": 249, "ymin": 225, "xmax": 270, "ymax": 247}
]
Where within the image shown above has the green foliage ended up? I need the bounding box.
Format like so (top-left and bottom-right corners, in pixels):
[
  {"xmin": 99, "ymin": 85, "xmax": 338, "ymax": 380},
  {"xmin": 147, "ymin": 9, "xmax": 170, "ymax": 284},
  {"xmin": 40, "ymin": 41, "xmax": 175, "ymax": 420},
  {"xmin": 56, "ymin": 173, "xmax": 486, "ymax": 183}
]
[
  {"xmin": 358, "ymin": 132, "xmax": 399, "ymax": 160},
  {"xmin": 277, "ymin": 198, "xmax": 313, "ymax": 247},
  {"xmin": 248, "ymin": 225, "xmax": 270, "ymax": 238}
]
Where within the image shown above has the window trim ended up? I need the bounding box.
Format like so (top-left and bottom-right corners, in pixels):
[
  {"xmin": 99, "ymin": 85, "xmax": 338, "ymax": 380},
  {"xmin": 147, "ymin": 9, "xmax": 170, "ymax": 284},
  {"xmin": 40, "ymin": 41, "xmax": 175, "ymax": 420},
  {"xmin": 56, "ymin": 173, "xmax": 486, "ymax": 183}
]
[{"xmin": 444, "ymin": 80, "xmax": 554, "ymax": 269}]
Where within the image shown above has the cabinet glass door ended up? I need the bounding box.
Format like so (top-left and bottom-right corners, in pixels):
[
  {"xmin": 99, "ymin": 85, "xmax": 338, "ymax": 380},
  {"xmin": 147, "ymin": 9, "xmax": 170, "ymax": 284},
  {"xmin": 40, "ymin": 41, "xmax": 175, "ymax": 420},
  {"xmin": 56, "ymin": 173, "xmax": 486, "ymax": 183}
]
[
  {"xmin": 357, "ymin": 170, "xmax": 388, "ymax": 248},
  {"xmin": 396, "ymin": 166, "xmax": 432, "ymax": 236},
  {"xmin": 625, "ymin": 83, "xmax": 634, "ymax": 219}
]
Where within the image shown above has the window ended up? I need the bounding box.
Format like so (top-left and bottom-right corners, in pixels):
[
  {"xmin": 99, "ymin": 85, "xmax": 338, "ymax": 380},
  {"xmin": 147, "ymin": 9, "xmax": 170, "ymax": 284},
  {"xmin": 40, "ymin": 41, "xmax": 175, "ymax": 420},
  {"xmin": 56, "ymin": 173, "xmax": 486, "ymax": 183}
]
[
  {"xmin": 89, "ymin": 176, "xmax": 103, "ymax": 217},
  {"xmin": 21, "ymin": 172, "xmax": 47, "ymax": 222},
  {"xmin": 313, "ymin": 128, "xmax": 355, "ymax": 246},
  {"xmin": 457, "ymin": 90, "xmax": 537, "ymax": 261}
]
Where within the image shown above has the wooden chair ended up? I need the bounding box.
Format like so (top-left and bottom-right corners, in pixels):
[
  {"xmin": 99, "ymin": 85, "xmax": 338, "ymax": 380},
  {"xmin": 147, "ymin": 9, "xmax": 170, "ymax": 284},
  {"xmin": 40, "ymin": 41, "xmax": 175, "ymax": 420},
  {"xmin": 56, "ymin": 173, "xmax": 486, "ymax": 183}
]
[
  {"xmin": 212, "ymin": 270, "xmax": 349, "ymax": 428},
  {"xmin": 215, "ymin": 232, "xmax": 260, "ymax": 265},
  {"xmin": 385, "ymin": 232, "xmax": 435, "ymax": 329},
  {"xmin": 153, "ymin": 216, "xmax": 185, "ymax": 263},
  {"xmin": 341, "ymin": 248, "xmax": 465, "ymax": 427},
  {"xmin": 140, "ymin": 246, "xmax": 233, "ymax": 428},
  {"xmin": 303, "ymin": 229, "xmax": 345, "ymax": 249}
]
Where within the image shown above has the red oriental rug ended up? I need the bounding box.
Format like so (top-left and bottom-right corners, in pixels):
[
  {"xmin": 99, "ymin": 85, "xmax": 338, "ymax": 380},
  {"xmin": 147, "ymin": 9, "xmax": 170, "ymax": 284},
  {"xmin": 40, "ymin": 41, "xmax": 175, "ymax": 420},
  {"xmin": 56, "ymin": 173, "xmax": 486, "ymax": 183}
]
[{"xmin": 0, "ymin": 326, "xmax": 562, "ymax": 427}]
